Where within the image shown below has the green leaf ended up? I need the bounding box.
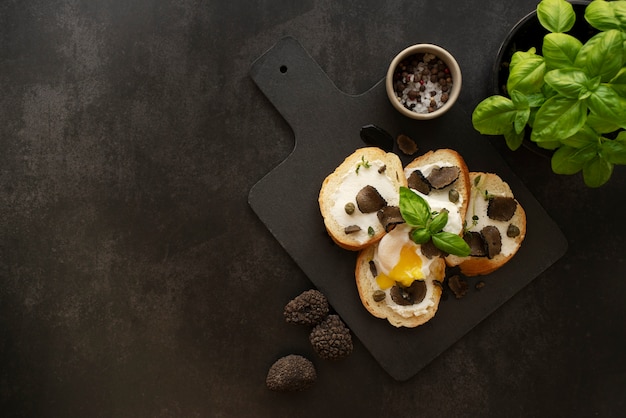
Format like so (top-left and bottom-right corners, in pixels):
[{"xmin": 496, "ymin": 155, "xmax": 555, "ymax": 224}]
[
  {"xmin": 504, "ymin": 126, "xmax": 525, "ymax": 151},
  {"xmin": 507, "ymin": 53, "xmax": 546, "ymax": 94},
  {"xmin": 531, "ymin": 96, "xmax": 587, "ymax": 142},
  {"xmin": 583, "ymin": 155, "xmax": 613, "ymax": 187},
  {"xmin": 575, "ymin": 30, "xmax": 625, "ymax": 82},
  {"xmin": 613, "ymin": 1, "xmax": 626, "ymax": 30},
  {"xmin": 471, "ymin": 95, "xmax": 517, "ymax": 135},
  {"xmin": 431, "ymin": 232, "xmax": 471, "ymax": 257},
  {"xmin": 411, "ymin": 227, "xmax": 431, "ymax": 245},
  {"xmin": 585, "ymin": 0, "xmax": 624, "ymax": 31},
  {"xmin": 510, "ymin": 90, "xmax": 531, "ymax": 134},
  {"xmin": 601, "ymin": 135, "xmax": 626, "ymax": 165},
  {"xmin": 509, "ymin": 47, "xmax": 537, "ymax": 68},
  {"xmin": 542, "ymin": 32, "xmax": 583, "ymax": 70},
  {"xmin": 537, "ymin": 0, "xmax": 576, "ymax": 33},
  {"xmin": 587, "ymin": 85, "xmax": 626, "ymax": 126},
  {"xmin": 560, "ymin": 124, "xmax": 600, "ymax": 148},
  {"xmin": 544, "ymin": 69, "xmax": 595, "ymax": 99},
  {"xmin": 399, "ymin": 187, "xmax": 430, "ymax": 227},
  {"xmin": 524, "ymin": 92, "xmax": 547, "ymax": 108},
  {"xmin": 608, "ymin": 67, "xmax": 626, "ymax": 97},
  {"xmin": 428, "ymin": 209, "xmax": 448, "ymax": 234},
  {"xmin": 551, "ymin": 144, "xmax": 597, "ymax": 174},
  {"xmin": 586, "ymin": 113, "xmax": 623, "ymax": 134}
]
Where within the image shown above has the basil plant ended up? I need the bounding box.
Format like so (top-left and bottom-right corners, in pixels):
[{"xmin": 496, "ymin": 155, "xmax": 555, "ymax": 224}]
[{"xmin": 472, "ymin": 0, "xmax": 626, "ymax": 187}]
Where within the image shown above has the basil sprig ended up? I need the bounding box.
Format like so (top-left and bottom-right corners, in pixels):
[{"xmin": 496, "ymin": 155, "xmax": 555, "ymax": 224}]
[
  {"xmin": 398, "ymin": 187, "xmax": 471, "ymax": 257},
  {"xmin": 471, "ymin": 0, "xmax": 626, "ymax": 188}
]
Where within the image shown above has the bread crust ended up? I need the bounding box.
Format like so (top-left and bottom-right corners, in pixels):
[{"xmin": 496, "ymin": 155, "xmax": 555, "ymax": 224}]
[
  {"xmin": 318, "ymin": 147, "xmax": 407, "ymax": 251},
  {"xmin": 355, "ymin": 242, "xmax": 445, "ymax": 328},
  {"xmin": 445, "ymin": 172, "xmax": 527, "ymax": 276}
]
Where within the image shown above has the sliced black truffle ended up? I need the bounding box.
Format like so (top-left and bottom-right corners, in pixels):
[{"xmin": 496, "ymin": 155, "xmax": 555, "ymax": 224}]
[
  {"xmin": 397, "ymin": 134, "xmax": 418, "ymax": 155},
  {"xmin": 426, "ymin": 166, "xmax": 460, "ymax": 189},
  {"xmin": 368, "ymin": 260, "xmax": 378, "ymax": 277},
  {"xmin": 344, "ymin": 225, "xmax": 361, "ymax": 234},
  {"xmin": 283, "ymin": 289, "xmax": 329, "ymax": 326},
  {"xmin": 390, "ymin": 280, "xmax": 427, "ymax": 306},
  {"xmin": 356, "ymin": 185, "xmax": 387, "ymax": 213},
  {"xmin": 421, "ymin": 238, "xmax": 446, "ymax": 258},
  {"xmin": 487, "ymin": 196, "xmax": 517, "ymax": 221},
  {"xmin": 464, "ymin": 231, "xmax": 487, "ymax": 257},
  {"xmin": 481, "ymin": 225, "xmax": 502, "ymax": 259},
  {"xmin": 309, "ymin": 315, "xmax": 353, "ymax": 360},
  {"xmin": 266, "ymin": 355, "xmax": 317, "ymax": 392},
  {"xmin": 377, "ymin": 205, "xmax": 404, "ymax": 232},
  {"xmin": 407, "ymin": 170, "xmax": 431, "ymax": 194},
  {"xmin": 448, "ymin": 275, "xmax": 468, "ymax": 299}
]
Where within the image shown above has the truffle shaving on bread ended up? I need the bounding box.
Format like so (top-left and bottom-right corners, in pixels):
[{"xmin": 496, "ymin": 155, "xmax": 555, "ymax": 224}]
[
  {"xmin": 445, "ymin": 172, "xmax": 527, "ymax": 276},
  {"xmin": 355, "ymin": 224, "xmax": 446, "ymax": 328},
  {"xmin": 319, "ymin": 147, "xmax": 407, "ymax": 251},
  {"xmin": 404, "ymin": 149, "xmax": 471, "ymax": 237}
]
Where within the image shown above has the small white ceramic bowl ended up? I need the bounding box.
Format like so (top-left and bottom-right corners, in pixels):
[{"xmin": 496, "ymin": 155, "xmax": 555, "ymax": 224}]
[{"xmin": 386, "ymin": 44, "xmax": 462, "ymax": 120}]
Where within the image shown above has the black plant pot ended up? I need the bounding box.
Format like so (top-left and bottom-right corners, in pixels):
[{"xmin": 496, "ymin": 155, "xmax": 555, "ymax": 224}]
[{"xmin": 491, "ymin": 1, "xmax": 596, "ymax": 158}]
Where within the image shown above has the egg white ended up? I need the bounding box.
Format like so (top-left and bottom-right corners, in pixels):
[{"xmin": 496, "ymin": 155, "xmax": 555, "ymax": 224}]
[{"xmin": 372, "ymin": 224, "xmax": 439, "ymax": 318}]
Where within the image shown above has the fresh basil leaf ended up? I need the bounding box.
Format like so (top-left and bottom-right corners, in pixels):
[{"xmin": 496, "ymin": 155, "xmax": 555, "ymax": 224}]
[
  {"xmin": 524, "ymin": 92, "xmax": 547, "ymax": 108},
  {"xmin": 428, "ymin": 209, "xmax": 448, "ymax": 234},
  {"xmin": 587, "ymin": 85, "xmax": 626, "ymax": 126},
  {"xmin": 507, "ymin": 54, "xmax": 546, "ymax": 94},
  {"xmin": 601, "ymin": 137, "xmax": 626, "ymax": 165},
  {"xmin": 411, "ymin": 227, "xmax": 431, "ymax": 245},
  {"xmin": 514, "ymin": 108, "xmax": 530, "ymax": 134},
  {"xmin": 471, "ymin": 95, "xmax": 517, "ymax": 135},
  {"xmin": 399, "ymin": 186, "xmax": 430, "ymax": 227},
  {"xmin": 608, "ymin": 67, "xmax": 626, "ymax": 97},
  {"xmin": 509, "ymin": 48, "xmax": 538, "ymax": 68},
  {"xmin": 510, "ymin": 90, "xmax": 531, "ymax": 134},
  {"xmin": 544, "ymin": 69, "xmax": 593, "ymax": 99},
  {"xmin": 537, "ymin": 0, "xmax": 575, "ymax": 33},
  {"xmin": 583, "ymin": 155, "xmax": 613, "ymax": 187},
  {"xmin": 510, "ymin": 90, "xmax": 529, "ymax": 108},
  {"xmin": 585, "ymin": 0, "xmax": 623, "ymax": 31},
  {"xmin": 431, "ymin": 232, "xmax": 471, "ymax": 257},
  {"xmin": 536, "ymin": 139, "xmax": 562, "ymax": 150},
  {"xmin": 560, "ymin": 124, "xmax": 600, "ymax": 148},
  {"xmin": 586, "ymin": 113, "xmax": 623, "ymax": 134},
  {"xmin": 575, "ymin": 30, "xmax": 625, "ymax": 82},
  {"xmin": 613, "ymin": 1, "xmax": 626, "ymax": 30},
  {"xmin": 551, "ymin": 144, "xmax": 597, "ymax": 174},
  {"xmin": 531, "ymin": 96, "xmax": 587, "ymax": 142},
  {"xmin": 542, "ymin": 32, "xmax": 583, "ymax": 70},
  {"xmin": 504, "ymin": 126, "xmax": 525, "ymax": 151}
]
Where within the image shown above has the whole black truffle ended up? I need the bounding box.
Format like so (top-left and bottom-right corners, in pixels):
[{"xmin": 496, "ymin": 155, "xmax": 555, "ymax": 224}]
[
  {"xmin": 283, "ymin": 289, "xmax": 329, "ymax": 326},
  {"xmin": 266, "ymin": 355, "xmax": 317, "ymax": 392},
  {"xmin": 309, "ymin": 314, "xmax": 353, "ymax": 360}
]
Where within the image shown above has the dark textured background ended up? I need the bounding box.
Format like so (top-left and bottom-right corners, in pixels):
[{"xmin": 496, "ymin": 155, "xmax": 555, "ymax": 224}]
[{"xmin": 1, "ymin": 0, "xmax": 624, "ymax": 417}]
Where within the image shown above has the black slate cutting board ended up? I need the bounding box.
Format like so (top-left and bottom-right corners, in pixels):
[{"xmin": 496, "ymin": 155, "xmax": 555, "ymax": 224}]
[{"xmin": 248, "ymin": 36, "xmax": 568, "ymax": 381}]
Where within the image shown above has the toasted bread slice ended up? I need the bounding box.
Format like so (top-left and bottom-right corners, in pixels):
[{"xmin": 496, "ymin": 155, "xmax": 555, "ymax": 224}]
[
  {"xmin": 445, "ymin": 172, "xmax": 527, "ymax": 276},
  {"xmin": 404, "ymin": 149, "xmax": 471, "ymax": 236},
  {"xmin": 318, "ymin": 147, "xmax": 407, "ymax": 251},
  {"xmin": 355, "ymin": 224, "xmax": 446, "ymax": 328}
]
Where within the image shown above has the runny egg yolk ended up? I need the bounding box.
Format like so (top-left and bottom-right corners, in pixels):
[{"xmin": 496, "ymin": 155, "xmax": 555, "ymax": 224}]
[{"xmin": 375, "ymin": 244, "xmax": 424, "ymax": 289}]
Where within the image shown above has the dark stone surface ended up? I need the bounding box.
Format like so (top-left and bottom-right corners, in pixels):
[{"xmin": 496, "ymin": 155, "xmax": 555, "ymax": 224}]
[{"xmin": 1, "ymin": 0, "xmax": 624, "ymax": 417}]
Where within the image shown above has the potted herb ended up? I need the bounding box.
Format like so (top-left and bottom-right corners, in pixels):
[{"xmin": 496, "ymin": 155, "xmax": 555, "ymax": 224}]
[{"xmin": 472, "ymin": 0, "xmax": 626, "ymax": 187}]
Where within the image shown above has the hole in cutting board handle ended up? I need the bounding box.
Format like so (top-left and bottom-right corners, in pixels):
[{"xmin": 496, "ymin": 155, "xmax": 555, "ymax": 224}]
[{"xmin": 279, "ymin": 65, "xmax": 288, "ymax": 73}]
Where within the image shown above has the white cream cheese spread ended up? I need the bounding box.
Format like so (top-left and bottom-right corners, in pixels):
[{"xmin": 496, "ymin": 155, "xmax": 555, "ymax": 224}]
[
  {"xmin": 330, "ymin": 159, "xmax": 398, "ymax": 245},
  {"xmin": 466, "ymin": 187, "xmax": 518, "ymax": 257},
  {"xmin": 405, "ymin": 162, "xmax": 464, "ymax": 235},
  {"xmin": 372, "ymin": 225, "xmax": 438, "ymax": 318}
]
